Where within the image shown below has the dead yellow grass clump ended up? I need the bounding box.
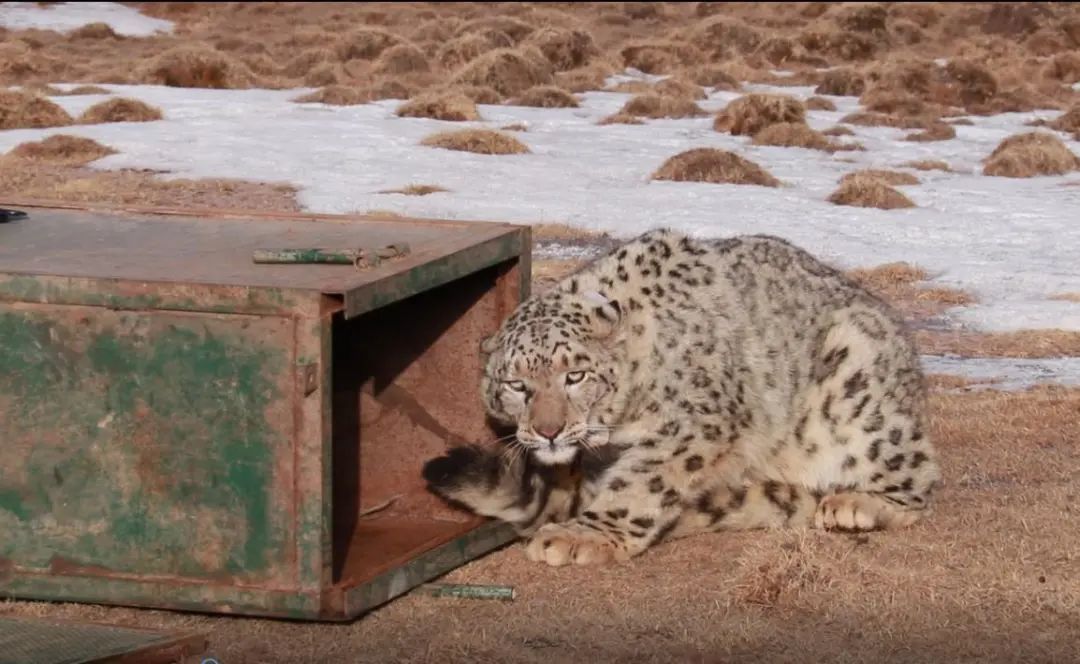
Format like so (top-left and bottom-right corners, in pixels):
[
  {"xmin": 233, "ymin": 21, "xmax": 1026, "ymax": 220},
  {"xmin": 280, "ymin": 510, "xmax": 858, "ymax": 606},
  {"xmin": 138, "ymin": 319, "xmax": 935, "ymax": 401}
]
[
  {"xmin": 840, "ymin": 111, "xmax": 926, "ymax": 129},
  {"xmin": 690, "ymin": 15, "xmax": 762, "ymax": 59},
  {"xmin": 651, "ymin": 148, "xmax": 780, "ymax": 187},
  {"xmin": 1044, "ymin": 51, "xmax": 1080, "ymax": 84},
  {"xmin": 555, "ymin": 66, "xmax": 607, "ymax": 93},
  {"xmin": 619, "ymin": 93, "xmax": 705, "ymax": 119},
  {"xmin": 336, "ymin": 29, "xmax": 403, "ymax": 61},
  {"xmin": 906, "ymin": 122, "xmax": 957, "ymax": 142},
  {"xmin": 141, "ymin": 46, "xmax": 257, "ymax": 89},
  {"xmin": 378, "ymin": 184, "xmax": 448, "ymax": 196},
  {"xmin": 1050, "ymin": 293, "xmax": 1080, "ymax": 303},
  {"xmin": 653, "ymin": 77, "xmax": 706, "ymax": 100},
  {"xmin": 1047, "ymin": 105, "xmax": 1080, "ymax": 137},
  {"xmin": 607, "ymin": 80, "xmax": 653, "ymax": 94},
  {"xmin": 823, "ymin": 125, "xmax": 854, "ymax": 136},
  {"xmin": 597, "ymin": 112, "xmax": 644, "ymax": 126},
  {"xmin": 841, "ymin": 169, "xmax": 920, "ymax": 187},
  {"xmin": 455, "ymin": 17, "xmax": 535, "ymax": 44},
  {"xmin": 282, "ymin": 48, "xmax": 335, "ymax": 78},
  {"xmin": 396, "ymin": 91, "xmax": 480, "ymax": 121},
  {"xmin": 526, "ymin": 27, "xmax": 598, "ymax": 71},
  {"xmin": 451, "ymin": 48, "xmax": 554, "ymax": 97},
  {"xmin": 805, "ymin": 96, "xmax": 837, "ymax": 111},
  {"xmin": 751, "ymin": 123, "xmax": 854, "ymax": 152},
  {"xmin": 292, "ymin": 85, "xmax": 372, "ymax": 106},
  {"xmin": 436, "ymin": 31, "xmax": 514, "ymax": 71},
  {"xmin": 451, "ymin": 85, "xmax": 502, "ymax": 104},
  {"xmin": 915, "ymin": 329, "xmax": 1080, "ymax": 359},
  {"xmin": 982, "ymin": 131, "xmax": 1080, "ymax": 177},
  {"xmin": 828, "ymin": 173, "xmax": 916, "ymax": 209},
  {"xmin": 420, "ymin": 129, "xmax": 529, "ymax": 155},
  {"xmin": 714, "ymin": 93, "xmax": 806, "ymax": 135},
  {"xmin": 77, "ymin": 98, "xmax": 163, "ymax": 124},
  {"xmin": 5, "ymin": 134, "xmax": 115, "ymax": 165},
  {"xmin": 904, "ymin": 159, "xmax": 953, "ymax": 172},
  {"xmin": 0, "ymin": 89, "xmax": 72, "ymax": 129},
  {"xmin": 69, "ymin": 22, "xmax": 119, "ymax": 40},
  {"xmin": 510, "ymin": 85, "xmax": 579, "ymax": 108},
  {"xmin": 620, "ymin": 40, "xmax": 703, "ymax": 75},
  {"xmin": 373, "ymin": 43, "xmax": 430, "ymax": 76},
  {"xmin": 54, "ymin": 85, "xmax": 111, "ymax": 95},
  {"xmin": 686, "ymin": 65, "xmax": 740, "ymax": 90}
]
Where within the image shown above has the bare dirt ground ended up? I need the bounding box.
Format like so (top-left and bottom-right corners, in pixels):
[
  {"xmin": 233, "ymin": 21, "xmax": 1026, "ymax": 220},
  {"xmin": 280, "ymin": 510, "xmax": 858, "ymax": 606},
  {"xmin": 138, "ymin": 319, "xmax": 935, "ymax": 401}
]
[{"xmin": 2, "ymin": 3, "xmax": 1080, "ymax": 663}]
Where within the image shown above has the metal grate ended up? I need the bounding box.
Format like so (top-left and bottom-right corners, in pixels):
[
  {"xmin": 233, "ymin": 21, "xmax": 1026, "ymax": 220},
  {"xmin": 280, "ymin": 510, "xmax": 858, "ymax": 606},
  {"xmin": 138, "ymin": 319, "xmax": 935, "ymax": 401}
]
[{"xmin": 0, "ymin": 616, "xmax": 202, "ymax": 664}]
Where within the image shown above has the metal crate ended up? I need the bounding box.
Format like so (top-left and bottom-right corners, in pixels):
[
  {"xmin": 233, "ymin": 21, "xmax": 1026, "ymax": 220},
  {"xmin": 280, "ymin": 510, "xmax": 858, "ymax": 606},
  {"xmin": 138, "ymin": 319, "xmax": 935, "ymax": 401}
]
[{"xmin": 0, "ymin": 200, "xmax": 529, "ymax": 621}]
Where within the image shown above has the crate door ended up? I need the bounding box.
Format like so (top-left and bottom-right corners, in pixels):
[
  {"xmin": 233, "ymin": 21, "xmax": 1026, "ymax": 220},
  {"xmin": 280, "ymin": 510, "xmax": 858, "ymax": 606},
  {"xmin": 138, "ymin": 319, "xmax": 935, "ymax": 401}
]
[{"xmin": 0, "ymin": 303, "xmax": 297, "ymax": 586}]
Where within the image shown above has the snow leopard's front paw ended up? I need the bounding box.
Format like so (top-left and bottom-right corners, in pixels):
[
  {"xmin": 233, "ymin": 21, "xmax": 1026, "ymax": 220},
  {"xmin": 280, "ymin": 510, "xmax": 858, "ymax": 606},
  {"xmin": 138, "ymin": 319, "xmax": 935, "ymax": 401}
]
[{"xmin": 524, "ymin": 522, "xmax": 628, "ymax": 566}]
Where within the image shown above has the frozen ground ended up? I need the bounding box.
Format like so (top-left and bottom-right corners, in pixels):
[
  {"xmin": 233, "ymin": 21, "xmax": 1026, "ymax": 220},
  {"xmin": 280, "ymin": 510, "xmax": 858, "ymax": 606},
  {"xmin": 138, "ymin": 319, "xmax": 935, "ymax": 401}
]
[
  {"xmin": 920, "ymin": 354, "xmax": 1080, "ymax": 391},
  {"xmin": 0, "ymin": 2, "xmax": 172, "ymax": 37}
]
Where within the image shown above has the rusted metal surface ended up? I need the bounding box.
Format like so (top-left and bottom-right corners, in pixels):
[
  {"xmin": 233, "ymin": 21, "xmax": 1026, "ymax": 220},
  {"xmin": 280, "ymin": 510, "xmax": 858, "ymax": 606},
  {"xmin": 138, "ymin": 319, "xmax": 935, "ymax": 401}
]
[
  {"xmin": 0, "ymin": 615, "xmax": 207, "ymax": 664},
  {"xmin": 0, "ymin": 200, "xmax": 530, "ymax": 620}
]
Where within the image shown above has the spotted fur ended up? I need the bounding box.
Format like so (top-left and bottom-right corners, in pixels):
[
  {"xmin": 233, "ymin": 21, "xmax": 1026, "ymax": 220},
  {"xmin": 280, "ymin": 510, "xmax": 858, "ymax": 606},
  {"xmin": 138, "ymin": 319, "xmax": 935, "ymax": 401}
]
[{"xmin": 422, "ymin": 230, "xmax": 942, "ymax": 566}]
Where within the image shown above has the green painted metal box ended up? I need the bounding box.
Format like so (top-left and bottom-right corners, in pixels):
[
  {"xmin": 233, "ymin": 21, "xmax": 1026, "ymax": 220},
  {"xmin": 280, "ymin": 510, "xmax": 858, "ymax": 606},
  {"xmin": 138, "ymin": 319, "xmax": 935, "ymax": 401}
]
[{"xmin": 0, "ymin": 200, "xmax": 528, "ymax": 621}]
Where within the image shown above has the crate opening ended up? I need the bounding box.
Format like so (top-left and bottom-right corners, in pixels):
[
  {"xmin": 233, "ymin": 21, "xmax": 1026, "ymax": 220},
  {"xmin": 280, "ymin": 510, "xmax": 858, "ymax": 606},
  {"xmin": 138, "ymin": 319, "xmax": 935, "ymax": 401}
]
[{"xmin": 330, "ymin": 260, "xmax": 519, "ymax": 586}]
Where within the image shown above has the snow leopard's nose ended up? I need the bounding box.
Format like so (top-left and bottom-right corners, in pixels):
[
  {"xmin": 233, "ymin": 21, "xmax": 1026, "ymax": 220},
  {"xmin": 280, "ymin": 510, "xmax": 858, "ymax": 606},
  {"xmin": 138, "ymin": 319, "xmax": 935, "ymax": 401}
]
[{"xmin": 535, "ymin": 424, "xmax": 564, "ymax": 442}]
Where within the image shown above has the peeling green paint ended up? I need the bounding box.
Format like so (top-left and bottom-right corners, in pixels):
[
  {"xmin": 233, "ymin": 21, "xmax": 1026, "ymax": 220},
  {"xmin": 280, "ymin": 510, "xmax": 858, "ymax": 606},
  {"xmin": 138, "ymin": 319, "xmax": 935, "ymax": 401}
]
[{"xmin": 0, "ymin": 306, "xmax": 291, "ymax": 580}]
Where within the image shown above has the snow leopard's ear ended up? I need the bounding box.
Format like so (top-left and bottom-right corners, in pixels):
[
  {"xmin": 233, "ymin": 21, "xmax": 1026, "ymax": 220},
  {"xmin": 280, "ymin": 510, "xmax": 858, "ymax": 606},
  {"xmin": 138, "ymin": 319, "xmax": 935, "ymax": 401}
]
[
  {"xmin": 479, "ymin": 334, "xmax": 499, "ymax": 358},
  {"xmin": 583, "ymin": 291, "xmax": 622, "ymax": 339}
]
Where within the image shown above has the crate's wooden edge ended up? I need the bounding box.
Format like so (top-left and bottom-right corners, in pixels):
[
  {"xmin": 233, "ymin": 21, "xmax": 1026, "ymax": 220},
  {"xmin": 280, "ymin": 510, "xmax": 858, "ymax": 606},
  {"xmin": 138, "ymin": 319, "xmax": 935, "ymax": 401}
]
[{"xmin": 0, "ymin": 196, "xmax": 531, "ymax": 232}]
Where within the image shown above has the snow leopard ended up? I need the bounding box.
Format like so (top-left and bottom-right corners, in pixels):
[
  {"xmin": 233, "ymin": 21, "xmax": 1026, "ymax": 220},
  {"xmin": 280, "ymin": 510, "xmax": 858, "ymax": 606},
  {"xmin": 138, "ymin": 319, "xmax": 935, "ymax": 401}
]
[{"xmin": 422, "ymin": 229, "xmax": 942, "ymax": 566}]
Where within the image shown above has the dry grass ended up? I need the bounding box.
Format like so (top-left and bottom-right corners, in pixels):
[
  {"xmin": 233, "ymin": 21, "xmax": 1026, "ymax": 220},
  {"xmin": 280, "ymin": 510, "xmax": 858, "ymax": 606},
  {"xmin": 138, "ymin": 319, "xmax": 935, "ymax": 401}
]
[
  {"xmin": 840, "ymin": 111, "xmax": 928, "ymax": 129},
  {"xmin": 619, "ymin": 40, "xmax": 703, "ymax": 75},
  {"xmin": 714, "ymin": 93, "xmax": 806, "ymax": 136},
  {"xmin": 0, "ymin": 89, "xmax": 72, "ymax": 129},
  {"xmin": 982, "ymin": 131, "xmax": 1080, "ymax": 177},
  {"xmin": 828, "ymin": 173, "xmax": 916, "ymax": 210},
  {"xmin": 291, "ymin": 85, "xmax": 373, "ymax": 106},
  {"xmin": 597, "ymin": 112, "xmax": 644, "ymax": 126},
  {"xmin": 396, "ymin": 91, "xmax": 481, "ymax": 121},
  {"xmin": 822, "ymin": 125, "xmax": 855, "ymax": 137},
  {"xmin": 53, "ymin": 85, "xmax": 111, "ymax": 96},
  {"xmin": 377, "ymin": 184, "xmax": 449, "ymax": 196},
  {"xmin": 904, "ymin": 159, "xmax": 953, "ymax": 172},
  {"xmin": 373, "ymin": 43, "xmax": 430, "ymax": 76},
  {"xmin": 4, "ymin": 135, "xmax": 115, "ymax": 165},
  {"xmin": 846, "ymin": 261, "xmax": 975, "ymax": 320},
  {"xmin": 69, "ymin": 22, "xmax": 119, "ymax": 40},
  {"xmin": 141, "ymin": 46, "xmax": 258, "ymax": 89},
  {"xmin": 451, "ymin": 48, "xmax": 554, "ymax": 97},
  {"xmin": 840, "ymin": 169, "xmax": 920, "ymax": 187},
  {"xmin": 554, "ymin": 64, "xmax": 610, "ymax": 93},
  {"xmin": 618, "ymin": 93, "xmax": 705, "ymax": 119},
  {"xmin": 915, "ymin": 329, "xmax": 1080, "ymax": 359},
  {"xmin": 435, "ymin": 31, "xmax": 513, "ymax": 71},
  {"xmin": 420, "ymin": 129, "xmax": 530, "ymax": 155},
  {"xmin": 509, "ymin": 85, "xmax": 579, "ymax": 108},
  {"xmin": 804, "ymin": 95, "xmax": 837, "ymax": 111},
  {"xmin": 77, "ymin": 98, "xmax": 163, "ymax": 124},
  {"xmin": 606, "ymin": 80, "xmax": 653, "ymax": 94},
  {"xmin": 652, "ymin": 77, "xmax": 706, "ymax": 100},
  {"xmin": 751, "ymin": 123, "xmax": 859, "ymax": 153},
  {"xmin": 814, "ymin": 67, "xmax": 866, "ymax": 96},
  {"xmin": 1050, "ymin": 292, "xmax": 1080, "ymax": 303},
  {"xmin": 336, "ymin": 28, "xmax": 404, "ymax": 61},
  {"xmin": 651, "ymin": 148, "xmax": 780, "ymax": 187},
  {"xmin": 1046, "ymin": 105, "xmax": 1080, "ymax": 138},
  {"xmin": 905, "ymin": 122, "xmax": 957, "ymax": 142},
  {"xmin": 686, "ymin": 65, "xmax": 740, "ymax": 90},
  {"xmin": 525, "ymin": 27, "xmax": 598, "ymax": 72}
]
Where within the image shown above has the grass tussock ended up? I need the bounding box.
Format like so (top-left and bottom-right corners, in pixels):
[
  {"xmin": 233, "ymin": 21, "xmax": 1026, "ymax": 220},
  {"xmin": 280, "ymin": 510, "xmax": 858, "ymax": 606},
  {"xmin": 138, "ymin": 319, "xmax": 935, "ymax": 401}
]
[
  {"xmin": 828, "ymin": 173, "xmax": 916, "ymax": 209},
  {"xmin": 904, "ymin": 159, "xmax": 953, "ymax": 172},
  {"xmin": 822, "ymin": 125, "xmax": 854, "ymax": 136},
  {"xmin": 652, "ymin": 77, "xmax": 706, "ymax": 100},
  {"xmin": 378, "ymin": 184, "xmax": 448, "ymax": 196},
  {"xmin": 420, "ymin": 129, "xmax": 530, "ymax": 155},
  {"xmin": 841, "ymin": 169, "xmax": 920, "ymax": 187},
  {"xmin": 373, "ymin": 43, "xmax": 430, "ymax": 76},
  {"xmin": 283, "ymin": 48, "xmax": 335, "ymax": 78},
  {"xmin": 0, "ymin": 89, "xmax": 72, "ymax": 129},
  {"xmin": 620, "ymin": 93, "xmax": 706, "ymax": 119},
  {"xmin": 840, "ymin": 111, "xmax": 926, "ymax": 129},
  {"xmin": 814, "ymin": 67, "xmax": 865, "ymax": 96},
  {"xmin": 54, "ymin": 85, "xmax": 110, "ymax": 96},
  {"xmin": 905, "ymin": 122, "xmax": 957, "ymax": 142},
  {"xmin": 509, "ymin": 85, "xmax": 579, "ymax": 108},
  {"xmin": 607, "ymin": 80, "xmax": 653, "ymax": 94},
  {"xmin": 597, "ymin": 112, "xmax": 644, "ymax": 126},
  {"xmin": 686, "ymin": 65, "xmax": 740, "ymax": 90},
  {"xmin": 651, "ymin": 148, "xmax": 780, "ymax": 187},
  {"xmin": 5, "ymin": 134, "xmax": 115, "ymax": 165},
  {"xmin": 526, "ymin": 27, "xmax": 598, "ymax": 71},
  {"xmin": 396, "ymin": 91, "xmax": 481, "ymax": 121},
  {"xmin": 78, "ymin": 98, "xmax": 163, "ymax": 124},
  {"xmin": 451, "ymin": 85, "xmax": 502, "ymax": 104},
  {"xmin": 915, "ymin": 329, "xmax": 1080, "ymax": 359},
  {"xmin": 1046, "ymin": 105, "xmax": 1080, "ymax": 137},
  {"xmin": 805, "ymin": 96, "xmax": 837, "ymax": 111},
  {"xmin": 751, "ymin": 123, "xmax": 856, "ymax": 152},
  {"xmin": 436, "ymin": 31, "xmax": 514, "ymax": 71},
  {"xmin": 69, "ymin": 22, "xmax": 119, "ymax": 40},
  {"xmin": 451, "ymin": 48, "xmax": 554, "ymax": 97},
  {"xmin": 142, "ymin": 46, "xmax": 257, "ymax": 89},
  {"xmin": 555, "ymin": 66, "xmax": 608, "ymax": 93},
  {"xmin": 336, "ymin": 29, "xmax": 403, "ymax": 61},
  {"xmin": 620, "ymin": 40, "xmax": 703, "ymax": 75},
  {"xmin": 291, "ymin": 85, "xmax": 372, "ymax": 106},
  {"xmin": 714, "ymin": 93, "xmax": 806, "ymax": 135},
  {"xmin": 982, "ymin": 131, "xmax": 1080, "ymax": 177}
]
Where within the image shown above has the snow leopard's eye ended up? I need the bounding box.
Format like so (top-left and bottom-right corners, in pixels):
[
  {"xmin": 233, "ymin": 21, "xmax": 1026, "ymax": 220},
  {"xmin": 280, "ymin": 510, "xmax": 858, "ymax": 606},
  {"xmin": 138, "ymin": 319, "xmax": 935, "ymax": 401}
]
[
  {"xmin": 504, "ymin": 380, "xmax": 527, "ymax": 392},
  {"xmin": 565, "ymin": 371, "xmax": 586, "ymax": 385}
]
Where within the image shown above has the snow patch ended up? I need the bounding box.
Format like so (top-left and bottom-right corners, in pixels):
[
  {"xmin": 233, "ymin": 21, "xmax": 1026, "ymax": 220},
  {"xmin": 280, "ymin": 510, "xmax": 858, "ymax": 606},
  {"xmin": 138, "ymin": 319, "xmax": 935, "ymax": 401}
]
[{"xmin": 0, "ymin": 2, "xmax": 172, "ymax": 37}]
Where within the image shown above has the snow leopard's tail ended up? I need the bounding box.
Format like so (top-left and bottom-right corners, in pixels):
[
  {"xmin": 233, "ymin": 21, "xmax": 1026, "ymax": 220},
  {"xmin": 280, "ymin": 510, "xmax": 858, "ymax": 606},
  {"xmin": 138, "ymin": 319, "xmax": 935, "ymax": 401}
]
[{"xmin": 422, "ymin": 445, "xmax": 589, "ymax": 535}]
